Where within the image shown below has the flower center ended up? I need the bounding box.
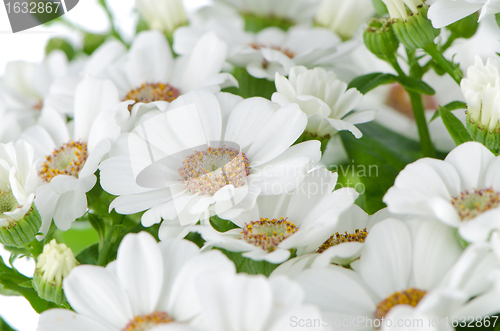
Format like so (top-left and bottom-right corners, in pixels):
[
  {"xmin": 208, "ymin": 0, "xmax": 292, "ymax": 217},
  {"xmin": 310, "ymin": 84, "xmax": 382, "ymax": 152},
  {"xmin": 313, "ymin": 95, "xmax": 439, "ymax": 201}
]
[
  {"xmin": 250, "ymin": 43, "xmax": 295, "ymax": 58},
  {"xmin": 122, "ymin": 312, "xmax": 174, "ymax": 331},
  {"xmin": 33, "ymin": 99, "xmax": 43, "ymax": 111},
  {"xmin": 316, "ymin": 228, "xmax": 368, "ymax": 253},
  {"xmin": 178, "ymin": 146, "xmax": 250, "ymax": 195},
  {"xmin": 374, "ymin": 288, "xmax": 427, "ymax": 320},
  {"xmin": 241, "ymin": 217, "xmax": 298, "ymax": 252},
  {"xmin": 385, "ymin": 83, "xmax": 437, "ymax": 119},
  {"xmin": 39, "ymin": 141, "xmax": 88, "ymax": 182},
  {"xmin": 451, "ymin": 187, "xmax": 500, "ymax": 221},
  {"xmin": 124, "ymin": 83, "xmax": 180, "ymax": 111},
  {"xmin": 0, "ymin": 190, "xmax": 18, "ymax": 214}
]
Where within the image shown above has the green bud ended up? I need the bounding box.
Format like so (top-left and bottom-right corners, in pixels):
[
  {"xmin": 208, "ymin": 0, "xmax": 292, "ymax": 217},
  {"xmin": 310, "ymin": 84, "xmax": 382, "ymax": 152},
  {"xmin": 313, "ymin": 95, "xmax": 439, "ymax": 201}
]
[
  {"xmin": 32, "ymin": 239, "xmax": 78, "ymax": 304},
  {"xmin": 447, "ymin": 12, "xmax": 479, "ymax": 39},
  {"xmin": 0, "ymin": 204, "xmax": 42, "ymax": 247},
  {"xmin": 391, "ymin": 5, "xmax": 439, "ymax": 50},
  {"xmin": 466, "ymin": 111, "xmax": 500, "ymax": 153},
  {"xmin": 364, "ymin": 18, "xmax": 400, "ymax": 60}
]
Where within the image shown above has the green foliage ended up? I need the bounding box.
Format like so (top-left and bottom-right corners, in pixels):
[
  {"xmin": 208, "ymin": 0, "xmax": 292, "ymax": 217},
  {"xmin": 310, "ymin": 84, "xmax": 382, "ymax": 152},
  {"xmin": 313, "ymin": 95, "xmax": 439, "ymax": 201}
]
[
  {"xmin": 438, "ymin": 106, "xmax": 472, "ymax": 146},
  {"xmin": 242, "ymin": 13, "xmax": 294, "ymax": 32},
  {"xmin": 45, "ymin": 38, "xmax": 75, "ymax": 61},
  {"xmin": 0, "ymin": 316, "xmax": 16, "ymax": 331},
  {"xmin": 216, "ymin": 248, "xmax": 279, "ymax": 277},
  {"xmin": 223, "ymin": 67, "xmax": 276, "ymax": 99},
  {"xmin": 430, "ymin": 101, "xmax": 467, "ymax": 122},
  {"xmin": 83, "ymin": 33, "xmax": 107, "ymax": 55},
  {"xmin": 348, "ymin": 72, "xmax": 434, "ymax": 95}
]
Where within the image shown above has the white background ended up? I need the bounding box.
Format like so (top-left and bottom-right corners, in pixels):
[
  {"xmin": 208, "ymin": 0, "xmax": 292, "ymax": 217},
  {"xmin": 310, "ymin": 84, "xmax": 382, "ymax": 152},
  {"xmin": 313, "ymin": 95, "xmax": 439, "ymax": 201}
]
[{"xmin": 0, "ymin": 1, "xmax": 209, "ymax": 329}]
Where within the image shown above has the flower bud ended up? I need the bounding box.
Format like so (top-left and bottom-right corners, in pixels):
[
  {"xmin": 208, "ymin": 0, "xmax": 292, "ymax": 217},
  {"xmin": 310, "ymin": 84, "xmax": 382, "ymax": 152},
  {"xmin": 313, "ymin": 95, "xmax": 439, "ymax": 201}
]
[
  {"xmin": 391, "ymin": 5, "xmax": 439, "ymax": 50},
  {"xmin": 364, "ymin": 17, "xmax": 400, "ymax": 60},
  {"xmin": 32, "ymin": 239, "xmax": 78, "ymax": 304},
  {"xmin": 0, "ymin": 203, "xmax": 42, "ymax": 247},
  {"xmin": 136, "ymin": 0, "xmax": 188, "ymax": 36}
]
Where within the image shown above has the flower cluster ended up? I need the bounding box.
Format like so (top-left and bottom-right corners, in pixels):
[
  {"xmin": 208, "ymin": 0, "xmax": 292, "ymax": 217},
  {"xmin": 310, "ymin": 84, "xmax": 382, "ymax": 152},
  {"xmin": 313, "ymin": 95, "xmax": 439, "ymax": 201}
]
[{"xmin": 0, "ymin": 0, "xmax": 500, "ymax": 330}]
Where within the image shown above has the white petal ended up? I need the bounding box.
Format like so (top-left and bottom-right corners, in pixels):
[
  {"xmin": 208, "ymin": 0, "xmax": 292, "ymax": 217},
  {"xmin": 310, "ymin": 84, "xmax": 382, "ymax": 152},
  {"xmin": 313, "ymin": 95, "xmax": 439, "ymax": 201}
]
[
  {"xmin": 37, "ymin": 309, "xmax": 112, "ymax": 331},
  {"xmin": 53, "ymin": 191, "xmax": 88, "ymax": 230}
]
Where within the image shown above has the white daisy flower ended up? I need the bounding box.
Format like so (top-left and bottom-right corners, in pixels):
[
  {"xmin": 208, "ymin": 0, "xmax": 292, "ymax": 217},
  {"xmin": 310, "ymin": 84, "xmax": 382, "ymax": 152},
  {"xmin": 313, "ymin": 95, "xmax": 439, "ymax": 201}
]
[
  {"xmin": 0, "ymin": 51, "xmax": 84, "ymax": 121},
  {"xmin": 21, "ymin": 77, "xmax": 123, "ymax": 234},
  {"xmin": 315, "ymin": 0, "xmax": 375, "ymax": 40},
  {"xmin": 384, "ymin": 141, "xmax": 500, "ymax": 243},
  {"xmin": 196, "ymin": 271, "xmax": 327, "ymax": 331},
  {"xmin": 272, "ymin": 66, "xmax": 375, "ymax": 139},
  {"xmin": 174, "ymin": 25, "xmax": 350, "ymax": 81},
  {"xmin": 295, "ymin": 218, "xmax": 500, "ymax": 330},
  {"xmin": 136, "ymin": 0, "xmax": 188, "ymax": 35},
  {"xmin": 214, "ymin": 0, "xmax": 322, "ymax": 25},
  {"xmin": 99, "ymin": 90, "xmax": 321, "ymax": 239},
  {"xmin": 0, "ymin": 99, "xmax": 21, "ymax": 143},
  {"xmin": 272, "ymin": 205, "xmax": 393, "ymax": 277},
  {"xmin": 37, "ymin": 231, "xmax": 235, "ymax": 331},
  {"xmin": 195, "ymin": 168, "xmax": 358, "ymax": 263},
  {"xmin": 87, "ymin": 30, "xmax": 237, "ymax": 119},
  {"xmin": 428, "ymin": 0, "xmax": 500, "ymax": 28},
  {"xmin": 0, "ymin": 140, "xmax": 37, "ymax": 226}
]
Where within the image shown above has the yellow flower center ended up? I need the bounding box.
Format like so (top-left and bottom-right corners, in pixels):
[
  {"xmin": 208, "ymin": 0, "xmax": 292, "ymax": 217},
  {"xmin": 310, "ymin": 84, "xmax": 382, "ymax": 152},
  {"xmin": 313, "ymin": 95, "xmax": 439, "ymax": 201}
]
[
  {"xmin": 374, "ymin": 288, "xmax": 427, "ymax": 320},
  {"xmin": 122, "ymin": 312, "xmax": 174, "ymax": 331},
  {"xmin": 241, "ymin": 217, "xmax": 298, "ymax": 252},
  {"xmin": 316, "ymin": 228, "xmax": 368, "ymax": 253},
  {"xmin": 178, "ymin": 146, "xmax": 250, "ymax": 195},
  {"xmin": 124, "ymin": 82, "xmax": 180, "ymax": 111},
  {"xmin": 451, "ymin": 187, "xmax": 500, "ymax": 221},
  {"xmin": 39, "ymin": 141, "xmax": 88, "ymax": 182}
]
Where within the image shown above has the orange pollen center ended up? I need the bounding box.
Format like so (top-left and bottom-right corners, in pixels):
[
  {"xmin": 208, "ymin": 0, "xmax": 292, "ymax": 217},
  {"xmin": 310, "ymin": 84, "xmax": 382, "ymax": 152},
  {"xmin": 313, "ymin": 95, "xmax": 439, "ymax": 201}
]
[
  {"xmin": 39, "ymin": 141, "xmax": 88, "ymax": 182},
  {"xmin": 451, "ymin": 187, "xmax": 500, "ymax": 221},
  {"xmin": 122, "ymin": 311, "xmax": 173, "ymax": 331},
  {"xmin": 316, "ymin": 228, "xmax": 368, "ymax": 253},
  {"xmin": 124, "ymin": 82, "xmax": 180, "ymax": 111},
  {"xmin": 241, "ymin": 217, "xmax": 298, "ymax": 252},
  {"xmin": 374, "ymin": 288, "xmax": 427, "ymax": 320},
  {"xmin": 249, "ymin": 43, "xmax": 295, "ymax": 58}
]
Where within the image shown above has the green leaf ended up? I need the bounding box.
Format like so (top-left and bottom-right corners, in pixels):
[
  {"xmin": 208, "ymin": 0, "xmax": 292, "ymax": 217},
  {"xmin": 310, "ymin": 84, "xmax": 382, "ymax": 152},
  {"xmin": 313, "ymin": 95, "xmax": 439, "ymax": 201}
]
[
  {"xmin": 45, "ymin": 38, "xmax": 75, "ymax": 61},
  {"xmin": 339, "ymin": 122, "xmax": 427, "ymax": 214},
  {"xmin": 372, "ymin": 0, "xmax": 388, "ymax": 16},
  {"xmin": 348, "ymin": 73, "xmax": 397, "ymax": 94},
  {"xmin": 75, "ymin": 244, "xmax": 99, "ymax": 265},
  {"xmin": 430, "ymin": 101, "xmax": 467, "ymax": 123},
  {"xmin": 0, "ymin": 316, "xmax": 16, "ymax": 331},
  {"xmin": 88, "ymin": 213, "xmax": 105, "ymax": 249},
  {"xmin": 396, "ymin": 76, "xmax": 435, "ymax": 95},
  {"xmin": 83, "ymin": 33, "xmax": 107, "ymax": 56},
  {"xmin": 223, "ymin": 67, "xmax": 276, "ymax": 99},
  {"xmin": 438, "ymin": 106, "xmax": 472, "ymax": 145},
  {"xmin": 210, "ymin": 216, "xmax": 239, "ymax": 233},
  {"xmin": 216, "ymin": 249, "xmax": 279, "ymax": 277},
  {"xmin": 496, "ymin": 13, "xmax": 500, "ymax": 29}
]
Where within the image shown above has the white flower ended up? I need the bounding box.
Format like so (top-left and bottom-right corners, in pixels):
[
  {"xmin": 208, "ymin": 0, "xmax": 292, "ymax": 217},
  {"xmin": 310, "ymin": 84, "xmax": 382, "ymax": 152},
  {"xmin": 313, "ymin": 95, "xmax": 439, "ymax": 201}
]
[
  {"xmin": 35, "ymin": 239, "xmax": 77, "ymax": 286},
  {"xmin": 461, "ymin": 56, "xmax": 500, "ymax": 132},
  {"xmin": 136, "ymin": 0, "xmax": 188, "ymax": 35},
  {"xmin": 21, "ymin": 77, "xmax": 123, "ymax": 234},
  {"xmin": 0, "ymin": 140, "xmax": 37, "ymax": 227},
  {"xmin": 384, "ymin": 141, "xmax": 500, "ymax": 243},
  {"xmin": 87, "ymin": 30, "xmax": 237, "ymax": 121},
  {"xmin": 37, "ymin": 231, "xmax": 235, "ymax": 331},
  {"xmin": 0, "ymin": 51, "xmax": 83, "ymax": 121},
  {"xmin": 272, "ymin": 66, "xmax": 375, "ymax": 138},
  {"xmin": 315, "ymin": 0, "xmax": 375, "ymax": 40},
  {"xmin": 174, "ymin": 25, "xmax": 349, "ymax": 81},
  {"xmin": 428, "ymin": 0, "xmax": 500, "ymax": 28},
  {"xmin": 195, "ymin": 168, "xmax": 358, "ymax": 263},
  {"xmin": 214, "ymin": 0, "xmax": 322, "ymax": 25},
  {"xmin": 99, "ymin": 90, "xmax": 321, "ymax": 239},
  {"xmin": 382, "ymin": 0, "xmax": 424, "ymax": 20},
  {"xmin": 196, "ymin": 271, "xmax": 327, "ymax": 331},
  {"xmin": 295, "ymin": 218, "xmax": 500, "ymax": 330},
  {"xmin": 0, "ymin": 99, "xmax": 21, "ymax": 144},
  {"xmin": 272, "ymin": 205, "xmax": 392, "ymax": 277}
]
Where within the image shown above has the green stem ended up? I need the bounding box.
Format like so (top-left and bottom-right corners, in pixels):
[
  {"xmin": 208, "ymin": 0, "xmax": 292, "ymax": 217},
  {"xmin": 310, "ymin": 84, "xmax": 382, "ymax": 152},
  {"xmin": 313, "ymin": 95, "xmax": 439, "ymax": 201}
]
[
  {"xmin": 24, "ymin": 239, "xmax": 44, "ymax": 258},
  {"xmin": 409, "ymin": 91, "xmax": 436, "ymax": 157},
  {"xmin": 98, "ymin": 0, "xmax": 125, "ymax": 44},
  {"xmin": 387, "ymin": 55, "xmax": 406, "ymax": 77},
  {"xmin": 424, "ymin": 43, "xmax": 463, "ymax": 84}
]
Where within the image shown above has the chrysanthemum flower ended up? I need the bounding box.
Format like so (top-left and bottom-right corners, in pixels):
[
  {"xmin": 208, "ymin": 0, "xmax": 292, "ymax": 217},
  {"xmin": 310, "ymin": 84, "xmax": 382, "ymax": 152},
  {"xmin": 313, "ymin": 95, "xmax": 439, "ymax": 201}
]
[
  {"xmin": 37, "ymin": 232, "xmax": 235, "ymax": 331},
  {"xmin": 272, "ymin": 66, "xmax": 374, "ymax": 139},
  {"xmin": 195, "ymin": 168, "xmax": 358, "ymax": 263},
  {"xmin": 21, "ymin": 77, "xmax": 123, "ymax": 234},
  {"xmin": 384, "ymin": 141, "xmax": 500, "ymax": 243},
  {"xmin": 295, "ymin": 218, "xmax": 500, "ymax": 330},
  {"xmin": 99, "ymin": 90, "xmax": 321, "ymax": 239}
]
